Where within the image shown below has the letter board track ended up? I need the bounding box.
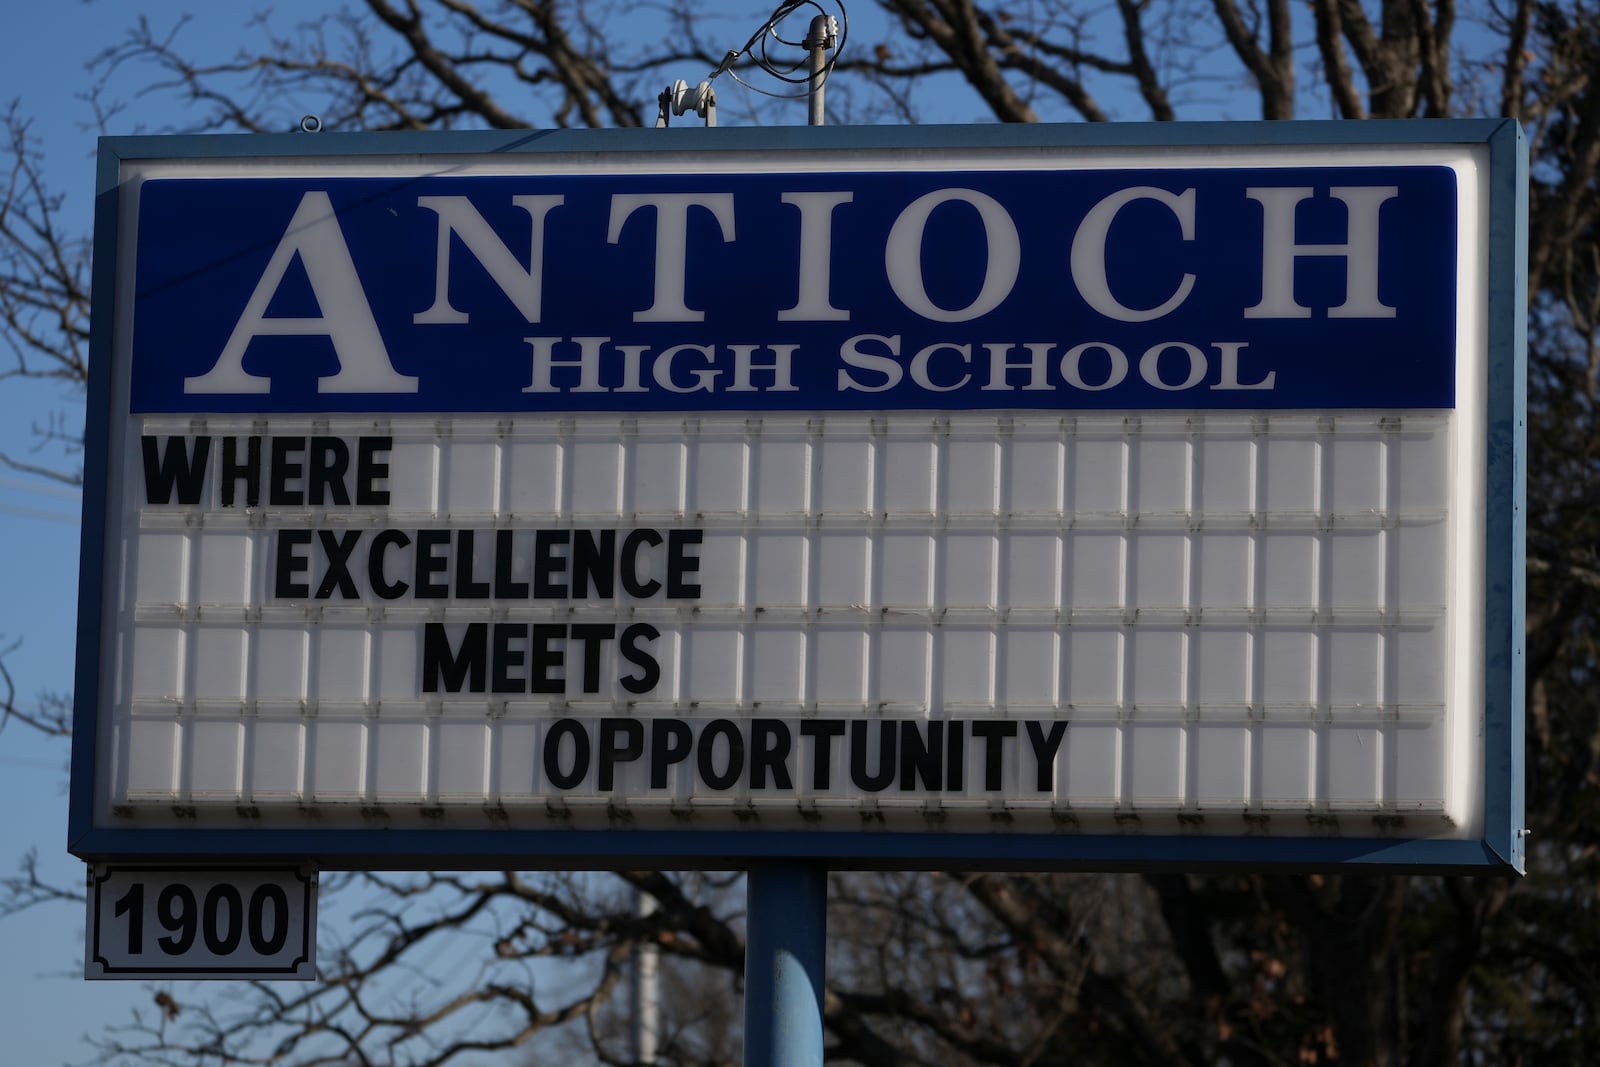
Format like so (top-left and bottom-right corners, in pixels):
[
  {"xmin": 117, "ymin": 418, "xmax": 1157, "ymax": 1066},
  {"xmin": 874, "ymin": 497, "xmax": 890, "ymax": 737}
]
[{"xmin": 71, "ymin": 122, "xmax": 1525, "ymax": 871}]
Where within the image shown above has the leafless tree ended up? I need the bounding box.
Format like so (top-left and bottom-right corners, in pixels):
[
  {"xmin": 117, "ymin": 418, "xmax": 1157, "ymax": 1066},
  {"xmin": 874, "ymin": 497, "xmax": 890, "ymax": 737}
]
[{"xmin": 4, "ymin": 2, "xmax": 1599, "ymax": 1064}]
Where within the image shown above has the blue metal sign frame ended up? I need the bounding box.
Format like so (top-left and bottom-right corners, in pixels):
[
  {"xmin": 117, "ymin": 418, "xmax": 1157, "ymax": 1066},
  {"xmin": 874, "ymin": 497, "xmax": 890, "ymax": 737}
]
[{"xmin": 71, "ymin": 120, "xmax": 1525, "ymax": 873}]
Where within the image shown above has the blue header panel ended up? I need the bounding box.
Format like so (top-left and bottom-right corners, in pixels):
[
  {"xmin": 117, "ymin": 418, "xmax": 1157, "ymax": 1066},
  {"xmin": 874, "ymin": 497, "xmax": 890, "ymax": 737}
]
[{"xmin": 130, "ymin": 165, "xmax": 1457, "ymax": 414}]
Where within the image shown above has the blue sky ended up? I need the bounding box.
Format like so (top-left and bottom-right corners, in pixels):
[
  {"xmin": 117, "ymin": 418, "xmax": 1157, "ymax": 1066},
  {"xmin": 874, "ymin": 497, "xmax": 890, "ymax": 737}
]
[{"xmin": 0, "ymin": 0, "xmax": 1499, "ymax": 1062}]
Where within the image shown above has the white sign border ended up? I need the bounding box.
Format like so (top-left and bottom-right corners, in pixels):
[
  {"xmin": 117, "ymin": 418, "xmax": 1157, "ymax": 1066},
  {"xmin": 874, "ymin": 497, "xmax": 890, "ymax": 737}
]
[{"xmin": 69, "ymin": 120, "xmax": 1526, "ymax": 873}]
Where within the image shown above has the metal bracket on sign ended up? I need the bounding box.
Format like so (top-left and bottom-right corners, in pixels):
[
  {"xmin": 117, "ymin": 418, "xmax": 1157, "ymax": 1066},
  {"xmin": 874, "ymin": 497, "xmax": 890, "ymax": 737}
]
[{"xmin": 656, "ymin": 79, "xmax": 717, "ymax": 128}]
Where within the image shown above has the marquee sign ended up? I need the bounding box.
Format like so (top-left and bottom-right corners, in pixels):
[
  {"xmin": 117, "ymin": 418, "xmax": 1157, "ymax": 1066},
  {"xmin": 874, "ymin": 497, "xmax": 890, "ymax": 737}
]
[{"xmin": 70, "ymin": 122, "xmax": 1524, "ymax": 871}]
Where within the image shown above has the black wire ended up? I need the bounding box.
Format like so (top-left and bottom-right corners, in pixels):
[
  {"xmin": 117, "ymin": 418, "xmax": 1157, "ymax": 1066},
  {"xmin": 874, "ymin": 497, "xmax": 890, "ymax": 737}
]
[{"xmin": 708, "ymin": 0, "xmax": 849, "ymax": 99}]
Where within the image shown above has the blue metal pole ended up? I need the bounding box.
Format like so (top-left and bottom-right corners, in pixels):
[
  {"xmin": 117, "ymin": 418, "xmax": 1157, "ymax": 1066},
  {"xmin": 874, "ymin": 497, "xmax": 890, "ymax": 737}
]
[{"xmin": 743, "ymin": 861, "xmax": 827, "ymax": 1067}]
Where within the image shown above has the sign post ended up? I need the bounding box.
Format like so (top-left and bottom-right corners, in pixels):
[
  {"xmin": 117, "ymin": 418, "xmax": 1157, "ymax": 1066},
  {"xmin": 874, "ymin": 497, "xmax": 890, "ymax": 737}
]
[
  {"xmin": 74, "ymin": 121, "xmax": 1524, "ymax": 1051},
  {"xmin": 745, "ymin": 862, "xmax": 828, "ymax": 1066}
]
